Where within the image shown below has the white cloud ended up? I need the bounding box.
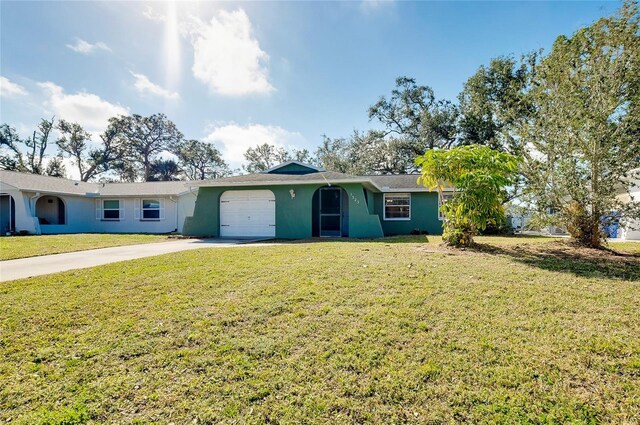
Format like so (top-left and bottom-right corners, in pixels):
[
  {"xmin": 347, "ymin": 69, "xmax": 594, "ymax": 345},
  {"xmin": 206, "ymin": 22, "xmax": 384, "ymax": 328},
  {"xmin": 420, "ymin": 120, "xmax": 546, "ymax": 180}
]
[
  {"xmin": 204, "ymin": 123, "xmax": 305, "ymax": 169},
  {"xmin": 0, "ymin": 76, "xmax": 28, "ymax": 98},
  {"xmin": 38, "ymin": 82, "xmax": 129, "ymax": 133},
  {"xmin": 142, "ymin": 5, "xmax": 165, "ymax": 22},
  {"xmin": 66, "ymin": 38, "xmax": 112, "ymax": 54},
  {"xmin": 130, "ymin": 71, "xmax": 180, "ymax": 100},
  {"xmin": 189, "ymin": 9, "xmax": 274, "ymax": 96}
]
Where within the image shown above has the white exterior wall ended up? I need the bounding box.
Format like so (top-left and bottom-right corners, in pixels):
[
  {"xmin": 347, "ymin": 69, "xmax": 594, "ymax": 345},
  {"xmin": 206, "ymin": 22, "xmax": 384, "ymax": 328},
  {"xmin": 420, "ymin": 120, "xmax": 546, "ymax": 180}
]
[
  {"xmin": 618, "ymin": 184, "xmax": 640, "ymax": 240},
  {"xmin": 5, "ymin": 192, "xmax": 197, "ymax": 235},
  {"xmin": 92, "ymin": 197, "xmax": 179, "ymax": 234},
  {"xmin": 31, "ymin": 193, "xmax": 96, "ymax": 234},
  {"xmin": 16, "ymin": 194, "xmax": 196, "ymax": 234},
  {"xmin": 1, "ymin": 187, "xmax": 38, "ymax": 235}
]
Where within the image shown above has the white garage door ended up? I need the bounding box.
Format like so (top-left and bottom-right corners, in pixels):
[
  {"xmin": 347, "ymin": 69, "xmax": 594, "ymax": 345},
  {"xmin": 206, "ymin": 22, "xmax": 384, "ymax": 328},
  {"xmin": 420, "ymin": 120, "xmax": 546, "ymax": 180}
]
[{"xmin": 220, "ymin": 190, "xmax": 276, "ymax": 238}]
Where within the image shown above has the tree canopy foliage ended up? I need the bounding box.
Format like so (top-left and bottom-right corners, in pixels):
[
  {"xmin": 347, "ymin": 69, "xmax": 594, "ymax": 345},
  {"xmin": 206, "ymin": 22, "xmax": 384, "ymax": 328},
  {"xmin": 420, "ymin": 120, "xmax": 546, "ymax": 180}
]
[
  {"xmin": 518, "ymin": 0, "xmax": 640, "ymax": 247},
  {"xmin": 0, "ymin": 118, "xmax": 54, "ymax": 175},
  {"xmin": 175, "ymin": 139, "xmax": 230, "ymax": 180},
  {"xmin": 417, "ymin": 145, "xmax": 519, "ymax": 247},
  {"xmin": 118, "ymin": 114, "xmax": 183, "ymax": 182},
  {"xmin": 243, "ymin": 143, "xmax": 314, "ymax": 173},
  {"xmin": 1, "ymin": 114, "xmax": 232, "ymax": 183},
  {"xmin": 457, "ymin": 54, "xmax": 536, "ymax": 154}
]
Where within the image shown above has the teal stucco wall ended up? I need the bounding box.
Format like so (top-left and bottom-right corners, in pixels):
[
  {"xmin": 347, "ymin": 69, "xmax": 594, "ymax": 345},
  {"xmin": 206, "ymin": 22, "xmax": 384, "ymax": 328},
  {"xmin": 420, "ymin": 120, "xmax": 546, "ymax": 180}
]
[
  {"xmin": 183, "ymin": 183, "xmax": 384, "ymax": 239},
  {"xmin": 374, "ymin": 192, "xmax": 443, "ymax": 235}
]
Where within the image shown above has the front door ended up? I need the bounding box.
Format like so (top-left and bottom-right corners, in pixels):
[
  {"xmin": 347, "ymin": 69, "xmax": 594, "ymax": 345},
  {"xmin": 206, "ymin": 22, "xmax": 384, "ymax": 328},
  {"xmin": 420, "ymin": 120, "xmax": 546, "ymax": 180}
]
[{"xmin": 319, "ymin": 187, "xmax": 342, "ymax": 237}]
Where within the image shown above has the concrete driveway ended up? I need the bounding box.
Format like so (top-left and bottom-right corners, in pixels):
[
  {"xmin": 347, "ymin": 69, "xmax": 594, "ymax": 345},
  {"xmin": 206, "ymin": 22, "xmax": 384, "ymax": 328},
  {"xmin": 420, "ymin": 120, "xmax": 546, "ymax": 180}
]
[{"xmin": 0, "ymin": 239, "xmax": 275, "ymax": 282}]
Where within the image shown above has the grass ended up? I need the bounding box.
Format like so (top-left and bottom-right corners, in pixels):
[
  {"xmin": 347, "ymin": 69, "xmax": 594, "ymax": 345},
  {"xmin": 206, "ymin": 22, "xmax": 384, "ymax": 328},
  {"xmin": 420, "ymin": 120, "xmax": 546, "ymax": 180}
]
[
  {"xmin": 1, "ymin": 236, "xmax": 639, "ymax": 424},
  {"xmin": 0, "ymin": 234, "xmax": 169, "ymax": 261}
]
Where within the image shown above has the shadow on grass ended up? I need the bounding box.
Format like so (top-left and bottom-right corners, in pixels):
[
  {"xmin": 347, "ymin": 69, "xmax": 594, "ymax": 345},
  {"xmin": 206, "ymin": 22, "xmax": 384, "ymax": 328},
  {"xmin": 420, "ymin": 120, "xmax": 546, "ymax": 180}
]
[
  {"xmin": 269, "ymin": 234, "xmax": 562, "ymax": 245},
  {"xmin": 471, "ymin": 241, "xmax": 640, "ymax": 281},
  {"xmin": 316, "ymin": 234, "xmax": 558, "ymax": 244},
  {"xmin": 266, "ymin": 235, "xmax": 432, "ymax": 244}
]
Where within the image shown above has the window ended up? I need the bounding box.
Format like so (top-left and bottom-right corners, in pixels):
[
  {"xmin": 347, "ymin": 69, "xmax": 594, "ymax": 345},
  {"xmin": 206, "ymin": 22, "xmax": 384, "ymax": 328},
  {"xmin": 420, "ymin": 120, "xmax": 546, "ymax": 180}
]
[
  {"xmin": 103, "ymin": 200, "xmax": 120, "ymax": 220},
  {"xmin": 438, "ymin": 192, "xmax": 454, "ymax": 220},
  {"xmin": 141, "ymin": 199, "xmax": 160, "ymax": 220},
  {"xmin": 384, "ymin": 193, "xmax": 411, "ymax": 220}
]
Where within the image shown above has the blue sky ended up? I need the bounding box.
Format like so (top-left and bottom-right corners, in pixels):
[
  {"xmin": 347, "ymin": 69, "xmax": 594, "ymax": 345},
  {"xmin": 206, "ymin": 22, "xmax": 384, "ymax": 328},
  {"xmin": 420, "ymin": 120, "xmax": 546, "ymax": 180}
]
[{"xmin": 0, "ymin": 1, "xmax": 619, "ymax": 172}]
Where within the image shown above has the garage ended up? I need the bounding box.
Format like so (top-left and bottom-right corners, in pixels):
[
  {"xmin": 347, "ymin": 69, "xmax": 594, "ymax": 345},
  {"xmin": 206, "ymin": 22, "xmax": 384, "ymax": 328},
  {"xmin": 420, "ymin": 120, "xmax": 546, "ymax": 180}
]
[{"xmin": 220, "ymin": 190, "xmax": 276, "ymax": 238}]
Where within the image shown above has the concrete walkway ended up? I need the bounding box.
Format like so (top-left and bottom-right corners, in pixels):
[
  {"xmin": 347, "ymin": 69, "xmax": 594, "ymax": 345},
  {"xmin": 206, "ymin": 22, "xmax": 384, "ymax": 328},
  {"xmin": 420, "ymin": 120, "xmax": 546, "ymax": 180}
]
[{"xmin": 0, "ymin": 239, "xmax": 276, "ymax": 282}]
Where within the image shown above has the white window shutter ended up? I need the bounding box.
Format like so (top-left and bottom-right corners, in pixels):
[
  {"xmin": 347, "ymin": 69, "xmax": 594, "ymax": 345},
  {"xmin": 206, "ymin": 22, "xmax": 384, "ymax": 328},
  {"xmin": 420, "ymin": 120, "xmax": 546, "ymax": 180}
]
[
  {"xmin": 96, "ymin": 199, "xmax": 102, "ymax": 220},
  {"xmin": 119, "ymin": 200, "xmax": 124, "ymax": 220},
  {"xmin": 134, "ymin": 199, "xmax": 140, "ymax": 220},
  {"xmin": 159, "ymin": 198, "xmax": 165, "ymax": 220}
]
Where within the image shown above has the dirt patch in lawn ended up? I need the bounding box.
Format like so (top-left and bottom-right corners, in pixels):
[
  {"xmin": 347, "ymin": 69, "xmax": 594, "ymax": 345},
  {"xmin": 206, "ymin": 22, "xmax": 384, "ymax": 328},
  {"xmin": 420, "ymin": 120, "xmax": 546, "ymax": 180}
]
[
  {"xmin": 417, "ymin": 240, "xmax": 640, "ymax": 281},
  {"xmin": 475, "ymin": 239, "xmax": 640, "ymax": 261}
]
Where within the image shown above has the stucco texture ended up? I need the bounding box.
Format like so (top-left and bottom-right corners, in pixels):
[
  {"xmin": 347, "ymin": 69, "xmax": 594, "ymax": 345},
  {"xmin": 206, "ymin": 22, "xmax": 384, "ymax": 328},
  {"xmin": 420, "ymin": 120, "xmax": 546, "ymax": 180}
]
[{"xmin": 183, "ymin": 183, "xmax": 443, "ymax": 239}]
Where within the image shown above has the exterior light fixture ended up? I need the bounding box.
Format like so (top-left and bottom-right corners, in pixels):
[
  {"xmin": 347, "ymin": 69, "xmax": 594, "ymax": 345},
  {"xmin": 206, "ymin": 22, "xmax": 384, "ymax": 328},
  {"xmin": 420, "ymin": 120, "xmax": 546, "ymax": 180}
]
[{"xmin": 289, "ymin": 189, "xmax": 296, "ymax": 199}]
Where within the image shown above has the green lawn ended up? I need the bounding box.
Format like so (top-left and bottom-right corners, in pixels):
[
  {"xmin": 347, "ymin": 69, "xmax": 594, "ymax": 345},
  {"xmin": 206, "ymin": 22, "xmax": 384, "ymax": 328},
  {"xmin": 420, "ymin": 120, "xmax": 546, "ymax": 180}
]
[
  {"xmin": 1, "ymin": 236, "xmax": 639, "ymax": 424},
  {"xmin": 0, "ymin": 234, "xmax": 169, "ymax": 261}
]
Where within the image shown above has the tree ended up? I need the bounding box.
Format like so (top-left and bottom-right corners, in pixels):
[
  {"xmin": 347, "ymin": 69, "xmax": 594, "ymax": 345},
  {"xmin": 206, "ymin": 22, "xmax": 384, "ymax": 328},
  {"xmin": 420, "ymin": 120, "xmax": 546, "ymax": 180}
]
[
  {"xmin": 55, "ymin": 118, "xmax": 130, "ymax": 182},
  {"xmin": 0, "ymin": 124, "xmax": 25, "ymax": 171},
  {"xmin": 519, "ymin": 1, "xmax": 640, "ymax": 248},
  {"xmin": 349, "ymin": 131, "xmax": 418, "ymax": 174},
  {"xmin": 243, "ymin": 143, "xmax": 308, "ymax": 173},
  {"xmin": 315, "ymin": 135, "xmax": 352, "ymax": 173},
  {"xmin": 416, "ymin": 145, "xmax": 519, "ymax": 247},
  {"xmin": 120, "ymin": 114, "xmax": 183, "ymax": 181},
  {"xmin": 45, "ymin": 155, "xmax": 66, "ymax": 178},
  {"xmin": 369, "ymin": 77, "xmax": 459, "ymax": 153},
  {"xmin": 56, "ymin": 120, "xmax": 92, "ymax": 180},
  {"xmin": 24, "ymin": 117, "xmax": 54, "ymax": 175},
  {"xmin": 110, "ymin": 159, "xmax": 138, "ymax": 183},
  {"xmin": 148, "ymin": 159, "xmax": 181, "ymax": 181},
  {"xmin": 290, "ymin": 148, "xmax": 315, "ymax": 165},
  {"xmin": 458, "ymin": 54, "xmax": 536, "ymax": 153},
  {"xmin": 316, "ymin": 131, "xmax": 417, "ymax": 175},
  {"xmin": 0, "ymin": 118, "xmax": 55, "ymax": 175},
  {"xmin": 174, "ymin": 139, "xmax": 230, "ymax": 180}
]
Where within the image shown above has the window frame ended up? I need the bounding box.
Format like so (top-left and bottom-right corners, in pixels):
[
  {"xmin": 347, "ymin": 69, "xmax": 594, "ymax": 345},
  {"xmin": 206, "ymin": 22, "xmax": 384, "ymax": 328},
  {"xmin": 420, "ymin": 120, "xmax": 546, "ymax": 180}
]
[
  {"xmin": 102, "ymin": 199, "xmax": 121, "ymax": 221},
  {"xmin": 141, "ymin": 198, "xmax": 161, "ymax": 221},
  {"xmin": 383, "ymin": 193, "xmax": 411, "ymax": 221},
  {"xmin": 438, "ymin": 192, "xmax": 454, "ymax": 221}
]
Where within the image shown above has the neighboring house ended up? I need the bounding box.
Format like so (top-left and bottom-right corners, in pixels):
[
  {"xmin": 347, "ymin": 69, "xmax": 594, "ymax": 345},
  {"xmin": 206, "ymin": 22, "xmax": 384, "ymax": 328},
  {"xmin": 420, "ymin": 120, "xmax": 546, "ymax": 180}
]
[
  {"xmin": 182, "ymin": 161, "xmax": 451, "ymax": 238},
  {"xmin": 0, "ymin": 170, "xmax": 197, "ymax": 235},
  {"xmin": 614, "ymin": 175, "xmax": 640, "ymax": 240}
]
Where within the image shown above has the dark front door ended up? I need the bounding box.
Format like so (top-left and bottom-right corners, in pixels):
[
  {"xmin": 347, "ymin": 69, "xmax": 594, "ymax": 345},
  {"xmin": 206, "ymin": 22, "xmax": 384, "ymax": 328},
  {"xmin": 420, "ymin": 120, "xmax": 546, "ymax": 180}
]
[{"xmin": 319, "ymin": 187, "xmax": 342, "ymax": 237}]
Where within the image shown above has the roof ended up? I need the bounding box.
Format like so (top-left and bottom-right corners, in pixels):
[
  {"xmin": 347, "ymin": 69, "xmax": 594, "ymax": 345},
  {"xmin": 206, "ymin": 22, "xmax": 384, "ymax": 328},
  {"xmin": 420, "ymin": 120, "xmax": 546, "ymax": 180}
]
[
  {"xmin": 189, "ymin": 171, "xmax": 443, "ymax": 192},
  {"xmin": 262, "ymin": 161, "xmax": 324, "ymax": 174},
  {"xmin": 367, "ymin": 174, "xmax": 430, "ymax": 192},
  {"xmin": 0, "ymin": 170, "xmax": 190, "ymax": 197},
  {"xmin": 187, "ymin": 171, "xmax": 368, "ymax": 187},
  {"xmin": 0, "ymin": 168, "xmax": 445, "ymax": 196},
  {"xmin": 97, "ymin": 181, "xmax": 191, "ymax": 196}
]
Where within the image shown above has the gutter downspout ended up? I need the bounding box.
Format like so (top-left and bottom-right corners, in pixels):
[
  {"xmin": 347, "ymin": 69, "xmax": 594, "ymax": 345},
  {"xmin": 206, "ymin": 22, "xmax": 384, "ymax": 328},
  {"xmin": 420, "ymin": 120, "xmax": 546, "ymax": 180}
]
[
  {"xmin": 168, "ymin": 196, "xmax": 178, "ymax": 232},
  {"xmin": 29, "ymin": 192, "xmax": 40, "ymax": 214},
  {"xmin": 29, "ymin": 192, "xmax": 41, "ymax": 235}
]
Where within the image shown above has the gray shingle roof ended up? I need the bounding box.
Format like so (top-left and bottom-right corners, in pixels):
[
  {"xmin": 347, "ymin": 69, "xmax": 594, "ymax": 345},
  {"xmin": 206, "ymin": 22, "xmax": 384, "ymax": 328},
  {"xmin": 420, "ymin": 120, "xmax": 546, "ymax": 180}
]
[
  {"xmin": 0, "ymin": 169, "xmax": 440, "ymax": 196},
  {"xmin": 0, "ymin": 170, "xmax": 190, "ymax": 196},
  {"xmin": 188, "ymin": 171, "xmax": 366, "ymax": 187},
  {"xmin": 366, "ymin": 174, "xmax": 430, "ymax": 191},
  {"xmin": 189, "ymin": 171, "xmax": 438, "ymax": 192},
  {"xmin": 97, "ymin": 181, "xmax": 191, "ymax": 196}
]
